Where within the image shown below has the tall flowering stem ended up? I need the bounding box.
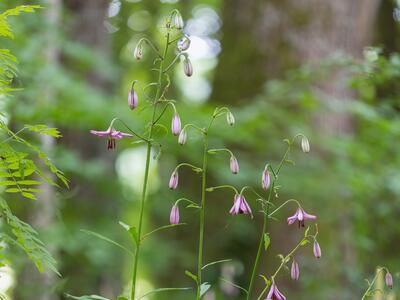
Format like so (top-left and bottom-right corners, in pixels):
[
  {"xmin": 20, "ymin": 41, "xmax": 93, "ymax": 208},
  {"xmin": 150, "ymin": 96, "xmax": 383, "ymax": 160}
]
[
  {"xmin": 130, "ymin": 30, "xmax": 171, "ymax": 300},
  {"xmin": 361, "ymin": 267, "xmax": 392, "ymax": 300},
  {"xmin": 246, "ymin": 136, "xmax": 304, "ymax": 300}
]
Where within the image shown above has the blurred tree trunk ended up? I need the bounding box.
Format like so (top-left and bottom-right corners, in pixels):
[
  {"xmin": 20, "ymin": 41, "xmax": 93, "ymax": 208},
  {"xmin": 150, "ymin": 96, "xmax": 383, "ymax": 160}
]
[
  {"xmin": 212, "ymin": 0, "xmax": 381, "ymax": 297},
  {"xmin": 19, "ymin": 1, "xmax": 62, "ymax": 299},
  {"xmin": 62, "ymin": 0, "xmax": 118, "ymax": 297}
]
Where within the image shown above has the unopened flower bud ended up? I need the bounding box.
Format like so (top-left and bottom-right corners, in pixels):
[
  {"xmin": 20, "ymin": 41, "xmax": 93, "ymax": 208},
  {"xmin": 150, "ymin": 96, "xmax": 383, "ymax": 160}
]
[
  {"xmin": 230, "ymin": 156, "xmax": 239, "ymax": 174},
  {"xmin": 178, "ymin": 129, "xmax": 187, "ymax": 145},
  {"xmin": 262, "ymin": 168, "xmax": 270, "ymax": 190},
  {"xmin": 128, "ymin": 87, "xmax": 138, "ymax": 110},
  {"xmin": 301, "ymin": 136, "xmax": 310, "ymax": 153},
  {"xmin": 169, "ymin": 169, "xmax": 179, "ymax": 190},
  {"xmin": 173, "ymin": 12, "xmax": 184, "ymax": 30},
  {"xmin": 171, "ymin": 113, "xmax": 182, "ymax": 136},
  {"xmin": 177, "ymin": 36, "xmax": 191, "ymax": 51},
  {"xmin": 134, "ymin": 44, "xmax": 143, "ymax": 60},
  {"xmin": 226, "ymin": 112, "xmax": 235, "ymax": 126},
  {"xmin": 386, "ymin": 271, "xmax": 393, "ymax": 289},
  {"xmin": 183, "ymin": 58, "xmax": 193, "ymax": 77},
  {"xmin": 313, "ymin": 240, "xmax": 321, "ymax": 258},
  {"xmin": 170, "ymin": 204, "xmax": 180, "ymax": 224},
  {"xmin": 291, "ymin": 259, "xmax": 300, "ymax": 280}
]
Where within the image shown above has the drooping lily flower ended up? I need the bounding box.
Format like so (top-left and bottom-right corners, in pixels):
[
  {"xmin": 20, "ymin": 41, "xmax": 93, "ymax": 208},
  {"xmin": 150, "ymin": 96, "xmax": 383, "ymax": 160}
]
[
  {"xmin": 226, "ymin": 111, "xmax": 235, "ymax": 126},
  {"xmin": 230, "ymin": 156, "xmax": 239, "ymax": 174},
  {"xmin": 301, "ymin": 136, "xmax": 310, "ymax": 153},
  {"xmin": 386, "ymin": 271, "xmax": 393, "ymax": 289},
  {"xmin": 170, "ymin": 204, "xmax": 180, "ymax": 225},
  {"xmin": 287, "ymin": 207, "xmax": 316, "ymax": 227},
  {"xmin": 169, "ymin": 169, "xmax": 179, "ymax": 190},
  {"xmin": 230, "ymin": 194, "xmax": 252, "ymax": 216},
  {"xmin": 178, "ymin": 129, "xmax": 187, "ymax": 145},
  {"xmin": 313, "ymin": 240, "xmax": 321, "ymax": 258},
  {"xmin": 90, "ymin": 127, "xmax": 133, "ymax": 150},
  {"xmin": 262, "ymin": 168, "xmax": 271, "ymax": 190},
  {"xmin": 266, "ymin": 282, "xmax": 286, "ymax": 300},
  {"xmin": 291, "ymin": 259, "xmax": 300, "ymax": 281},
  {"xmin": 171, "ymin": 113, "xmax": 182, "ymax": 136},
  {"xmin": 183, "ymin": 58, "xmax": 193, "ymax": 77},
  {"xmin": 128, "ymin": 87, "xmax": 138, "ymax": 110}
]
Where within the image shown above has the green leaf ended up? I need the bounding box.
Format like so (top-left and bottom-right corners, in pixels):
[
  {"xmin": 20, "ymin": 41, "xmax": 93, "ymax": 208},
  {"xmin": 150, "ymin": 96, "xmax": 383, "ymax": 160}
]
[
  {"xmin": 184, "ymin": 270, "xmax": 198, "ymax": 283},
  {"xmin": 25, "ymin": 125, "xmax": 62, "ymax": 138},
  {"xmin": 141, "ymin": 223, "xmax": 186, "ymax": 241},
  {"xmin": 300, "ymin": 239, "xmax": 310, "ymax": 246},
  {"xmin": 136, "ymin": 287, "xmax": 192, "ymax": 300},
  {"xmin": 200, "ymin": 282, "xmax": 211, "ymax": 297},
  {"xmin": 80, "ymin": 230, "xmax": 133, "ymax": 256},
  {"xmin": 65, "ymin": 294, "xmax": 110, "ymax": 300},
  {"xmin": 264, "ymin": 233, "xmax": 270, "ymax": 251},
  {"xmin": 0, "ymin": 198, "xmax": 59, "ymax": 275},
  {"xmin": 119, "ymin": 221, "xmax": 139, "ymax": 246},
  {"xmin": 202, "ymin": 259, "xmax": 232, "ymax": 270},
  {"xmin": 117, "ymin": 297, "xmax": 128, "ymax": 300},
  {"xmin": 219, "ymin": 278, "xmax": 248, "ymax": 294}
]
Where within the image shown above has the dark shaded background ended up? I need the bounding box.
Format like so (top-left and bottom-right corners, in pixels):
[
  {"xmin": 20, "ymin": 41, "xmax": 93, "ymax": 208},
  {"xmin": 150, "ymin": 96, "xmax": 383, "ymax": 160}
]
[{"xmin": 1, "ymin": 0, "xmax": 400, "ymax": 299}]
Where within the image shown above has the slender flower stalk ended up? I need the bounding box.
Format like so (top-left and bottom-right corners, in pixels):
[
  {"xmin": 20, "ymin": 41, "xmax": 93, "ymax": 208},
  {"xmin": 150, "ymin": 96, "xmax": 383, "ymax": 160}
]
[
  {"xmin": 361, "ymin": 267, "xmax": 392, "ymax": 300},
  {"xmin": 129, "ymin": 28, "xmax": 173, "ymax": 300},
  {"xmin": 246, "ymin": 145, "xmax": 293, "ymax": 300}
]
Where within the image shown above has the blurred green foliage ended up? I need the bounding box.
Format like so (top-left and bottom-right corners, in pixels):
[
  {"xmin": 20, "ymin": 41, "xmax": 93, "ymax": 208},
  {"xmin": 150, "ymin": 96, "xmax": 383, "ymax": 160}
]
[{"xmin": 0, "ymin": 1, "xmax": 399, "ymax": 300}]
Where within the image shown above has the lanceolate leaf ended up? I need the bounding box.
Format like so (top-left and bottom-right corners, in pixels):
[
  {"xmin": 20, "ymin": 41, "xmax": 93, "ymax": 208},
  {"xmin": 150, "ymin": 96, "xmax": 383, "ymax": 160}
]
[
  {"xmin": 65, "ymin": 294, "xmax": 110, "ymax": 300},
  {"xmin": 80, "ymin": 229, "xmax": 133, "ymax": 256},
  {"xmin": 136, "ymin": 287, "xmax": 192, "ymax": 300}
]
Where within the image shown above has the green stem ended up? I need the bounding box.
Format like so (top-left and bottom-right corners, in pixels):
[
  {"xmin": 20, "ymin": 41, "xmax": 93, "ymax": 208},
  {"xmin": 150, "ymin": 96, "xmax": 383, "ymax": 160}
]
[
  {"xmin": 361, "ymin": 267, "xmax": 386, "ymax": 300},
  {"xmin": 130, "ymin": 32, "xmax": 170, "ymax": 300},
  {"xmin": 196, "ymin": 132, "xmax": 208, "ymax": 300},
  {"xmin": 255, "ymin": 237, "xmax": 306, "ymax": 300},
  {"xmin": 246, "ymin": 183, "xmax": 273, "ymax": 300},
  {"xmin": 246, "ymin": 144, "xmax": 291, "ymax": 300}
]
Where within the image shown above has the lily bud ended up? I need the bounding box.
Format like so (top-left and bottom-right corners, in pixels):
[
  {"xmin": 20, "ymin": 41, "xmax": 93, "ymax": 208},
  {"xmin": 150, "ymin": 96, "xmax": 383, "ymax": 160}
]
[
  {"xmin": 169, "ymin": 204, "xmax": 180, "ymax": 224},
  {"xmin": 301, "ymin": 136, "xmax": 310, "ymax": 153},
  {"xmin": 226, "ymin": 112, "xmax": 235, "ymax": 126},
  {"xmin": 183, "ymin": 58, "xmax": 193, "ymax": 77},
  {"xmin": 173, "ymin": 12, "xmax": 184, "ymax": 29},
  {"xmin": 171, "ymin": 113, "xmax": 182, "ymax": 136},
  {"xmin": 262, "ymin": 168, "xmax": 270, "ymax": 190},
  {"xmin": 177, "ymin": 36, "xmax": 191, "ymax": 51},
  {"xmin": 386, "ymin": 271, "xmax": 393, "ymax": 289},
  {"xmin": 230, "ymin": 156, "xmax": 239, "ymax": 174},
  {"xmin": 178, "ymin": 128, "xmax": 187, "ymax": 145},
  {"xmin": 169, "ymin": 169, "xmax": 179, "ymax": 190},
  {"xmin": 313, "ymin": 240, "xmax": 321, "ymax": 258},
  {"xmin": 134, "ymin": 44, "xmax": 143, "ymax": 60},
  {"xmin": 291, "ymin": 259, "xmax": 300, "ymax": 280},
  {"xmin": 128, "ymin": 87, "xmax": 138, "ymax": 110}
]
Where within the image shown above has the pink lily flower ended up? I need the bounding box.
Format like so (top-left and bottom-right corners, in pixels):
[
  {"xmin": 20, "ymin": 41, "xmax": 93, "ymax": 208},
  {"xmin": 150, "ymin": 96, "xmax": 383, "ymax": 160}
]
[
  {"xmin": 230, "ymin": 194, "xmax": 252, "ymax": 216},
  {"xmin": 90, "ymin": 127, "xmax": 133, "ymax": 150},
  {"xmin": 287, "ymin": 207, "xmax": 316, "ymax": 228},
  {"xmin": 266, "ymin": 282, "xmax": 286, "ymax": 300},
  {"xmin": 169, "ymin": 204, "xmax": 180, "ymax": 225}
]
